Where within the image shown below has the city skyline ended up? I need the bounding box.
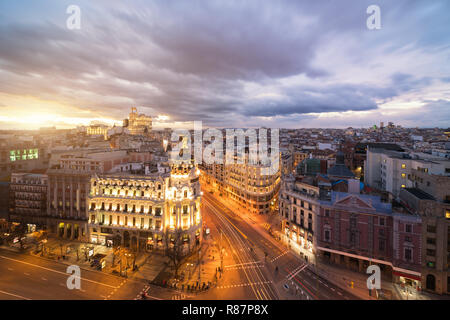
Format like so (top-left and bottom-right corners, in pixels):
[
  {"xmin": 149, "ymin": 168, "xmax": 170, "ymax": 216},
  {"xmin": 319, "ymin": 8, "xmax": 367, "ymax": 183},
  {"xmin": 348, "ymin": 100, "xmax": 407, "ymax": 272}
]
[
  {"xmin": 0, "ymin": 1, "xmax": 449, "ymax": 305},
  {"xmin": 0, "ymin": 1, "xmax": 449, "ymax": 130}
]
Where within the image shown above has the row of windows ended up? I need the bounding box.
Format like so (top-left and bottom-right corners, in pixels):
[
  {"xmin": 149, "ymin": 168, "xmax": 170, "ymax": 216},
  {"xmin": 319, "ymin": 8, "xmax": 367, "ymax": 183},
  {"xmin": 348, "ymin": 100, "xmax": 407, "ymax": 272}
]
[
  {"xmin": 90, "ymin": 203, "xmax": 163, "ymax": 215},
  {"xmin": 90, "ymin": 214, "xmax": 162, "ymax": 230},
  {"xmin": 94, "ymin": 180, "xmax": 163, "ymax": 189}
]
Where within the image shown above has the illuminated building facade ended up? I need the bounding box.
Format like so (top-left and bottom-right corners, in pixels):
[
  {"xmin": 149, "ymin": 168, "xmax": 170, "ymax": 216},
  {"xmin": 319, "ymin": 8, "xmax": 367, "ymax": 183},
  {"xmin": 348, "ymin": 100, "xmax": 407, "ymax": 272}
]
[
  {"xmin": 9, "ymin": 148, "xmax": 39, "ymax": 162},
  {"xmin": 86, "ymin": 124, "xmax": 109, "ymax": 140},
  {"xmin": 224, "ymin": 157, "xmax": 280, "ymax": 215},
  {"xmin": 125, "ymin": 107, "xmax": 152, "ymax": 136},
  {"xmin": 88, "ymin": 162, "xmax": 202, "ymax": 252},
  {"xmin": 279, "ymin": 175, "xmax": 318, "ymax": 260},
  {"xmin": 201, "ymin": 154, "xmax": 280, "ymax": 215}
]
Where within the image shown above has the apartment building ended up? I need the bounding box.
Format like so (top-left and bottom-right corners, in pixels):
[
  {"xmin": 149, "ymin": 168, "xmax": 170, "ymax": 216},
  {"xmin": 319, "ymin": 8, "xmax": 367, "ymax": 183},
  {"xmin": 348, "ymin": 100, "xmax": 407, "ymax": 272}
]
[
  {"xmin": 293, "ymin": 150, "xmax": 309, "ymax": 168},
  {"xmin": 9, "ymin": 173, "xmax": 48, "ymax": 232},
  {"xmin": 224, "ymin": 155, "xmax": 280, "ymax": 215},
  {"xmin": 0, "ymin": 139, "xmax": 49, "ymax": 180},
  {"xmin": 201, "ymin": 162, "xmax": 225, "ymax": 195},
  {"xmin": 279, "ymin": 175, "xmax": 319, "ymax": 261},
  {"xmin": 280, "ymin": 152, "xmax": 293, "ymax": 176},
  {"xmin": 400, "ymin": 186, "xmax": 450, "ymax": 295},
  {"xmin": 365, "ymin": 146, "xmax": 449, "ymax": 200}
]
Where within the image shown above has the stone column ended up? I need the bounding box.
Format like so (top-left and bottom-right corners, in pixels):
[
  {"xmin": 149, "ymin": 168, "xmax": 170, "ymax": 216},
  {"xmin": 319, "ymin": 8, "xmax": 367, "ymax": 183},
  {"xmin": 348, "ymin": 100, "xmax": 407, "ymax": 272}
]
[
  {"xmin": 54, "ymin": 179, "xmax": 58, "ymax": 215},
  {"xmin": 70, "ymin": 177, "xmax": 73, "ymax": 218},
  {"xmin": 47, "ymin": 178, "xmax": 52, "ymax": 216},
  {"xmin": 76, "ymin": 181, "xmax": 81, "ymax": 219},
  {"xmin": 62, "ymin": 179, "xmax": 66, "ymax": 217}
]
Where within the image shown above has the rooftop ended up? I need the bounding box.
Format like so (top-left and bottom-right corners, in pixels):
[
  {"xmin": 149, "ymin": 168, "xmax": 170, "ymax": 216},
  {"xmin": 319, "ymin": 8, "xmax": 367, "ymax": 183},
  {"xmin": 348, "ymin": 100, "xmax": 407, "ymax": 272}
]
[{"xmin": 404, "ymin": 187, "xmax": 435, "ymax": 200}]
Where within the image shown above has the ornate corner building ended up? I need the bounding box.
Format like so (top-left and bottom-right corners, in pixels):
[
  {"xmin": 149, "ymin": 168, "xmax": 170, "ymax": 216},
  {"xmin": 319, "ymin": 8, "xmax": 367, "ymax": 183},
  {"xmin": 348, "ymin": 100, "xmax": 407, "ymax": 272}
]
[{"xmin": 88, "ymin": 162, "xmax": 202, "ymax": 253}]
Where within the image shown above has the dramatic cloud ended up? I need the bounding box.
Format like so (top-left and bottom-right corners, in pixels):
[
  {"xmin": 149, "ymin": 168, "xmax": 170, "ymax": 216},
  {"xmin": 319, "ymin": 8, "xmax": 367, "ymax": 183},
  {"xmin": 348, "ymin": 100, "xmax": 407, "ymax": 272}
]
[{"xmin": 0, "ymin": 0, "xmax": 449, "ymax": 128}]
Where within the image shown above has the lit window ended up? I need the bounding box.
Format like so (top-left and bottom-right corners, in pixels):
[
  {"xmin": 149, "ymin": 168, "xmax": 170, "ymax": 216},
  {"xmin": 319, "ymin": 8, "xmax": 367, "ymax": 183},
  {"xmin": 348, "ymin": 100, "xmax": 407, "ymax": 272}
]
[
  {"xmin": 401, "ymin": 184, "xmax": 406, "ymax": 188},
  {"xmin": 446, "ymin": 210, "xmax": 450, "ymax": 219},
  {"xmin": 401, "ymin": 164, "xmax": 406, "ymax": 169},
  {"xmin": 401, "ymin": 173, "xmax": 406, "ymax": 178}
]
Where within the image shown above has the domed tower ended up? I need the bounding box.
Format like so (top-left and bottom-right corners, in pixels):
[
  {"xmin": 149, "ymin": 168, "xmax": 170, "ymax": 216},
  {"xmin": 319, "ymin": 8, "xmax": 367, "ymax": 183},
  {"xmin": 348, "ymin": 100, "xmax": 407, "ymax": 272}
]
[{"xmin": 165, "ymin": 162, "xmax": 202, "ymax": 250}]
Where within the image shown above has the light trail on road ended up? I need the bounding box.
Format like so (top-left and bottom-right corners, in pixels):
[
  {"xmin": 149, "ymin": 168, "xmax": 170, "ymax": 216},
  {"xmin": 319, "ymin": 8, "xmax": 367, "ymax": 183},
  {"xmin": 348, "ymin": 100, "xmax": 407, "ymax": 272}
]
[{"xmin": 204, "ymin": 195, "xmax": 279, "ymax": 300}]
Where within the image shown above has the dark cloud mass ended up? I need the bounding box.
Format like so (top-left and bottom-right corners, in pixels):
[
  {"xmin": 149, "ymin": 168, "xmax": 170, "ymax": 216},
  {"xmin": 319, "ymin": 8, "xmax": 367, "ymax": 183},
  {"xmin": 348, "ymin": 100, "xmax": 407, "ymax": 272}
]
[{"xmin": 0, "ymin": 0, "xmax": 448, "ymax": 127}]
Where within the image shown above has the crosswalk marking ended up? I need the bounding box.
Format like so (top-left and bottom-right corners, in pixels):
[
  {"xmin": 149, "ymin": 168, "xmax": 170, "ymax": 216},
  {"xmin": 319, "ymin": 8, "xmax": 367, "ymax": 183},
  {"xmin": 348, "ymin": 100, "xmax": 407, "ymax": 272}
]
[
  {"xmin": 225, "ymin": 264, "xmax": 265, "ymax": 270},
  {"xmin": 225, "ymin": 261, "xmax": 261, "ymax": 268},
  {"xmin": 287, "ymin": 264, "xmax": 308, "ymax": 280},
  {"xmin": 217, "ymin": 280, "xmax": 272, "ymax": 289},
  {"xmin": 270, "ymin": 250, "xmax": 289, "ymax": 262}
]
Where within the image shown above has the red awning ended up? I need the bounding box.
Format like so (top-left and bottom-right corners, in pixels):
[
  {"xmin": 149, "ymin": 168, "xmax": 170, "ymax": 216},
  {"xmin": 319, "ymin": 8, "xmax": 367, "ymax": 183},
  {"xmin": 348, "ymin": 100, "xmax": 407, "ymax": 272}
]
[{"xmin": 393, "ymin": 270, "xmax": 421, "ymax": 281}]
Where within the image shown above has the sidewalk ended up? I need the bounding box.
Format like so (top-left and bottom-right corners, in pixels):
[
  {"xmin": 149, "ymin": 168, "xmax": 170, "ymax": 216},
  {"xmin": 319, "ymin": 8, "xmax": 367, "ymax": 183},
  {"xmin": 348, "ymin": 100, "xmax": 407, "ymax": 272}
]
[
  {"xmin": 314, "ymin": 259, "xmax": 393, "ymax": 300},
  {"xmin": 132, "ymin": 252, "xmax": 169, "ymax": 282},
  {"xmin": 392, "ymin": 283, "xmax": 450, "ymax": 300},
  {"xmin": 24, "ymin": 235, "xmax": 166, "ymax": 282},
  {"xmin": 164, "ymin": 235, "xmax": 225, "ymax": 294},
  {"xmin": 29, "ymin": 236, "xmax": 117, "ymax": 275}
]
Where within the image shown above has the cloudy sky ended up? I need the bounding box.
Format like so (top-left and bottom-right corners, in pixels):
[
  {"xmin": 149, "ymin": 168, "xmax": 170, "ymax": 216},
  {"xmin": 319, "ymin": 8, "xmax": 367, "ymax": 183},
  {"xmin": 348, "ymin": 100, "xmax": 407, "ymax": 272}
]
[{"xmin": 0, "ymin": 0, "xmax": 449, "ymax": 129}]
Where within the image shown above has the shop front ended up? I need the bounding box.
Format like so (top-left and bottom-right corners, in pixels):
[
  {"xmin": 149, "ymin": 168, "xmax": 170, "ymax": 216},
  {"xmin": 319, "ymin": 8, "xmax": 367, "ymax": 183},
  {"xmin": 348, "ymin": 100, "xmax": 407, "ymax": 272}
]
[{"xmin": 393, "ymin": 270, "xmax": 422, "ymax": 292}]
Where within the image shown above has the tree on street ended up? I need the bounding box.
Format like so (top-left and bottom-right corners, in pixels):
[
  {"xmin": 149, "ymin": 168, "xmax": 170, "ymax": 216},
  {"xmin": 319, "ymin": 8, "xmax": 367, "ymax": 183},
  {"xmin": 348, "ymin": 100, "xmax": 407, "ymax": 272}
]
[{"xmin": 164, "ymin": 228, "xmax": 186, "ymax": 277}]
